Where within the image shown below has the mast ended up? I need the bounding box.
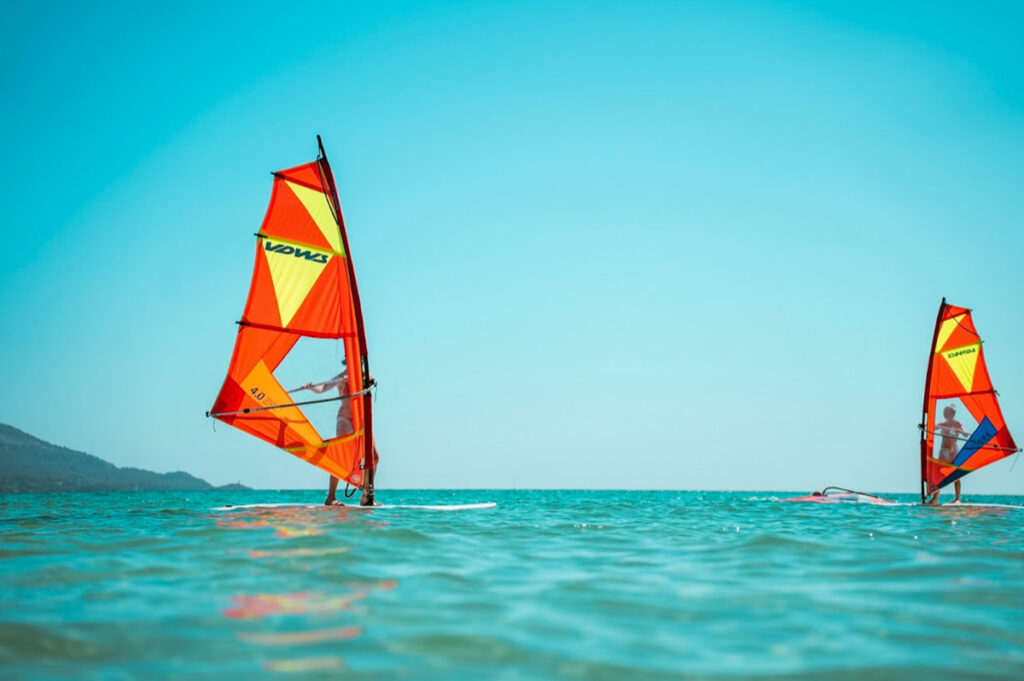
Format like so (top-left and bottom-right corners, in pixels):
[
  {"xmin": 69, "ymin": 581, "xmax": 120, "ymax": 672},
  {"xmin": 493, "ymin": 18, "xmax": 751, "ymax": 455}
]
[
  {"xmin": 316, "ymin": 135, "xmax": 376, "ymax": 489},
  {"xmin": 919, "ymin": 297, "xmax": 946, "ymax": 503}
]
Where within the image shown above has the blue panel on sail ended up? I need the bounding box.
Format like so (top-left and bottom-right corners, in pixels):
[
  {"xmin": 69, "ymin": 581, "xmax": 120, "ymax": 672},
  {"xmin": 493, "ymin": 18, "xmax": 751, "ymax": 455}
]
[{"xmin": 952, "ymin": 416, "xmax": 997, "ymax": 467}]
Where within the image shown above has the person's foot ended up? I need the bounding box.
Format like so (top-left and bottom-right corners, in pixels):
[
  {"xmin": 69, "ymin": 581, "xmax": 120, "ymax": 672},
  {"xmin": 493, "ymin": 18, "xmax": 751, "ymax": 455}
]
[
  {"xmin": 325, "ymin": 496, "xmax": 343, "ymax": 506},
  {"xmin": 359, "ymin": 491, "xmax": 376, "ymax": 507}
]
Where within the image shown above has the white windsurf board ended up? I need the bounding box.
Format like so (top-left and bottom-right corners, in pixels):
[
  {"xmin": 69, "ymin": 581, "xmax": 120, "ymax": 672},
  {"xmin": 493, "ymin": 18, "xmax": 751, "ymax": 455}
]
[{"xmin": 212, "ymin": 502, "xmax": 497, "ymax": 512}]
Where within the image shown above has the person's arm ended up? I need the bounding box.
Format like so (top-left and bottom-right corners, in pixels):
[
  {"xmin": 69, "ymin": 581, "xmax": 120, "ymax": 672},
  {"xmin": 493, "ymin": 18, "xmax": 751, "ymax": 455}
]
[
  {"xmin": 937, "ymin": 420, "xmax": 964, "ymax": 434},
  {"xmin": 306, "ymin": 374, "xmax": 347, "ymax": 394}
]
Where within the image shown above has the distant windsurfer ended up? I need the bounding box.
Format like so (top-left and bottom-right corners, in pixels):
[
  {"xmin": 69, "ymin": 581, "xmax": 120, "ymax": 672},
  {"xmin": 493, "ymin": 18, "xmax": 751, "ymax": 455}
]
[
  {"xmin": 298, "ymin": 364, "xmax": 379, "ymax": 507},
  {"xmin": 925, "ymin": 405, "xmax": 968, "ymax": 504}
]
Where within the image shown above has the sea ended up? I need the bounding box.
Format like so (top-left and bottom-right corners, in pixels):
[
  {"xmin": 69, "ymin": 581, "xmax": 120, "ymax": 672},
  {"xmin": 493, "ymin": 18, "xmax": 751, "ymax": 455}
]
[{"xmin": 1, "ymin": 490, "xmax": 1023, "ymax": 680}]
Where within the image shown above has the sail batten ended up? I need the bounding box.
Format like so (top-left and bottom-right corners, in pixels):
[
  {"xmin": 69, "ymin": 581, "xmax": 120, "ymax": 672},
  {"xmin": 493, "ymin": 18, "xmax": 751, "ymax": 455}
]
[
  {"xmin": 209, "ymin": 139, "xmax": 373, "ymax": 487},
  {"xmin": 236, "ymin": 320, "xmax": 358, "ymax": 338},
  {"xmin": 920, "ymin": 299, "xmax": 1018, "ymax": 500}
]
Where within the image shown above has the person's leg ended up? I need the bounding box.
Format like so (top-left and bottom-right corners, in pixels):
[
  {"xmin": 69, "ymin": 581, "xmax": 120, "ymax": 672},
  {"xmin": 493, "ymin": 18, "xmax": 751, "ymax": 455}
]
[
  {"xmin": 953, "ymin": 479, "xmax": 962, "ymax": 503},
  {"xmin": 360, "ymin": 443, "xmax": 379, "ymax": 506},
  {"xmin": 359, "ymin": 473, "xmax": 375, "ymax": 506},
  {"xmin": 337, "ymin": 414, "xmax": 354, "ymax": 437},
  {"xmin": 325, "ymin": 475, "xmax": 340, "ymax": 505},
  {"xmin": 327, "ymin": 412, "xmax": 355, "ymax": 505}
]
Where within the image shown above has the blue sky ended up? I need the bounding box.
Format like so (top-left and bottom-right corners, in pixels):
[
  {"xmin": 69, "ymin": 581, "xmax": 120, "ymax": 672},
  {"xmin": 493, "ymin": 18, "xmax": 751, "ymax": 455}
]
[{"xmin": 2, "ymin": 1, "xmax": 1024, "ymax": 493}]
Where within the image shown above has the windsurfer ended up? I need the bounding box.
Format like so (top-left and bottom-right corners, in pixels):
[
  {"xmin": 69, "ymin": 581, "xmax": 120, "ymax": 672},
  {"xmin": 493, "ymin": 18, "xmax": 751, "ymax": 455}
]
[
  {"xmin": 925, "ymin": 405, "xmax": 968, "ymax": 504},
  {"xmin": 299, "ymin": 366, "xmax": 379, "ymax": 507}
]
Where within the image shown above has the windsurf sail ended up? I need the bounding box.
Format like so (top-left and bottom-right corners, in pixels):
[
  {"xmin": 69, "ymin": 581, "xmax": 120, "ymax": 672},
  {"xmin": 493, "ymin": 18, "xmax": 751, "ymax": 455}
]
[
  {"xmin": 919, "ymin": 298, "xmax": 1019, "ymax": 501},
  {"xmin": 207, "ymin": 137, "xmax": 375, "ymax": 490}
]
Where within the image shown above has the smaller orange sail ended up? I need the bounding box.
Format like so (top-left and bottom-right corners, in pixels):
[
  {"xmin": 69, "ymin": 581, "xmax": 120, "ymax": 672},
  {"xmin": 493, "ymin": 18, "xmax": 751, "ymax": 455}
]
[
  {"xmin": 208, "ymin": 138, "xmax": 375, "ymax": 489},
  {"xmin": 919, "ymin": 299, "xmax": 1019, "ymax": 500}
]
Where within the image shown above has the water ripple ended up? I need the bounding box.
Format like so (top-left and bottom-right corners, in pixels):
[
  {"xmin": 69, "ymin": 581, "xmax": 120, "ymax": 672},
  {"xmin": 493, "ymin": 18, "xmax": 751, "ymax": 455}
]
[{"xmin": 2, "ymin": 490, "xmax": 1024, "ymax": 679}]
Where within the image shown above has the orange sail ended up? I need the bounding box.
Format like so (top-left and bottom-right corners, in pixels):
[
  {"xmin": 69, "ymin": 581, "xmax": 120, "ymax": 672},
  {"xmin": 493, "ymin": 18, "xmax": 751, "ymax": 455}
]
[
  {"xmin": 919, "ymin": 299, "xmax": 1018, "ymax": 500},
  {"xmin": 208, "ymin": 137, "xmax": 374, "ymax": 488}
]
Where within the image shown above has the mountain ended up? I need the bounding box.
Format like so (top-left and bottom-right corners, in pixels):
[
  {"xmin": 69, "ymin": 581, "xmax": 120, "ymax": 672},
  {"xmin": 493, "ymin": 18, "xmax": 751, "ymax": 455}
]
[{"xmin": 0, "ymin": 423, "xmax": 248, "ymax": 493}]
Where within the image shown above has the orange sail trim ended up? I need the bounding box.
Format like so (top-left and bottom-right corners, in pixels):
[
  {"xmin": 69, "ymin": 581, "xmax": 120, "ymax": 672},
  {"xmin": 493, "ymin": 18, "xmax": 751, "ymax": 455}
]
[
  {"xmin": 920, "ymin": 299, "xmax": 1018, "ymax": 498},
  {"xmin": 209, "ymin": 142, "xmax": 373, "ymax": 487}
]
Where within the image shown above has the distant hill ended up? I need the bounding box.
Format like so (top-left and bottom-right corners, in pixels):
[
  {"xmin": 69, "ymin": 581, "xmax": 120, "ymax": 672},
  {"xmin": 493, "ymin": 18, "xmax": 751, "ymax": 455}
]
[{"xmin": 0, "ymin": 423, "xmax": 248, "ymax": 493}]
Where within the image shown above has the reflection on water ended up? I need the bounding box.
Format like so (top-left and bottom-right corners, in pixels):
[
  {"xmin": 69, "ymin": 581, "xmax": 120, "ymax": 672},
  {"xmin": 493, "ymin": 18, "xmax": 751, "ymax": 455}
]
[
  {"xmin": 222, "ymin": 590, "xmax": 368, "ymax": 619},
  {"xmin": 249, "ymin": 546, "xmax": 351, "ymax": 559},
  {"xmin": 215, "ymin": 504, "xmax": 384, "ymax": 539},
  {"xmin": 238, "ymin": 626, "xmax": 363, "ymax": 645},
  {"xmin": 262, "ymin": 656, "xmax": 344, "ymax": 672},
  {"xmin": 216, "ymin": 504, "xmax": 404, "ymax": 672}
]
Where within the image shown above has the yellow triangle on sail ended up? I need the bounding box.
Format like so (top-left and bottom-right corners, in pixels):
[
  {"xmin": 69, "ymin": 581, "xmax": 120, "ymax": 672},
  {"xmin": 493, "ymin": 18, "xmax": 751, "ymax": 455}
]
[
  {"xmin": 934, "ymin": 314, "xmax": 966, "ymax": 353},
  {"xmin": 263, "ymin": 244, "xmax": 329, "ymax": 327},
  {"xmin": 285, "ymin": 181, "xmax": 344, "ymax": 254},
  {"xmin": 941, "ymin": 342, "xmax": 981, "ymax": 393},
  {"xmin": 240, "ymin": 359, "xmax": 321, "ymax": 446}
]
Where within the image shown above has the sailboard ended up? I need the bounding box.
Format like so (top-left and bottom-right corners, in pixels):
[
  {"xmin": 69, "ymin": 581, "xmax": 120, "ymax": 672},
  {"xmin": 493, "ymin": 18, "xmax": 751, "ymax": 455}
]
[
  {"xmin": 207, "ymin": 137, "xmax": 377, "ymax": 496},
  {"xmin": 779, "ymin": 487, "xmax": 897, "ymax": 505},
  {"xmin": 211, "ymin": 502, "xmax": 498, "ymax": 512},
  {"xmin": 919, "ymin": 298, "xmax": 1020, "ymax": 503}
]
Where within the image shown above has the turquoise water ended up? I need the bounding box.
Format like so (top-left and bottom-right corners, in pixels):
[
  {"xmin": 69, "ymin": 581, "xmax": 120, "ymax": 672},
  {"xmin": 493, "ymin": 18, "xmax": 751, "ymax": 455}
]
[{"xmin": 2, "ymin": 490, "xmax": 1024, "ymax": 680}]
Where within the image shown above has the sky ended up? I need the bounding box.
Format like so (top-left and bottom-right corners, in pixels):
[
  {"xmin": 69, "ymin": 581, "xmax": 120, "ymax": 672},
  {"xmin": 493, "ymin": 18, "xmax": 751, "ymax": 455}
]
[{"xmin": 2, "ymin": 1, "xmax": 1024, "ymax": 493}]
